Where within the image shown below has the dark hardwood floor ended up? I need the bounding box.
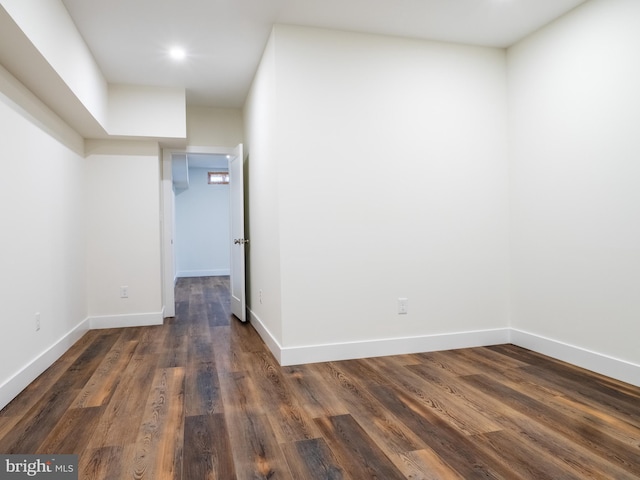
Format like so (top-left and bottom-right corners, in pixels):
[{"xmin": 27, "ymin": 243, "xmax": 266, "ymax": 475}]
[{"xmin": 1, "ymin": 276, "xmax": 639, "ymax": 479}]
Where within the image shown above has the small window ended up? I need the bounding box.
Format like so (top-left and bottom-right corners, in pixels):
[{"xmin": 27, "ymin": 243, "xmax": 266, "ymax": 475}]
[{"xmin": 208, "ymin": 171, "xmax": 229, "ymax": 185}]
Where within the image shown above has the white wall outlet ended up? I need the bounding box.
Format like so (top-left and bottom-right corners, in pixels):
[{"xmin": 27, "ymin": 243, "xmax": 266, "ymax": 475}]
[
  {"xmin": 120, "ymin": 285, "xmax": 129, "ymax": 298},
  {"xmin": 398, "ymin": 298, "xmax": 408, "ymax": 315},
  {"xmin": 35, "ymin": 312, "xmax": 41, "ymax": 331}
]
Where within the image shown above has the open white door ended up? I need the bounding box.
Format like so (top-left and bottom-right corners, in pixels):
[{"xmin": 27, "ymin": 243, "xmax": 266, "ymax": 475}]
[{"xmin": 229, "ymin": 144, "xmax": 247, "ymax": 321}]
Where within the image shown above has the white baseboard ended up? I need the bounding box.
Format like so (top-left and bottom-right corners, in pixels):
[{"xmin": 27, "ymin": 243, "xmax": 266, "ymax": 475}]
[
  {"xmin": 247, "ymin": 313, "xmax": 639, "ymax": 386},
  {"xmin": 248, "ymin": 309, "xmax": 510, "ymax": 366},
  {"xmin": 510, "ymin": 329, "xmax": 640, "ymax": 387},
  {"xmin": 176, "ymin": 269, "xmax": 230, "ymax": 278},
  {"xmin": 248, "ymin": 308, "xmax": 284, "ymax": 363},
  {"xmin": 89, "ymin": 311, "xmax": 164, "ymax": 329},
  {"xmin": 280, "ymin": 328, "xmax": 511, "ymax": 366},
  {"xmin": 0, "ymin": 317, "xmax": 90, "ymax": 411}
]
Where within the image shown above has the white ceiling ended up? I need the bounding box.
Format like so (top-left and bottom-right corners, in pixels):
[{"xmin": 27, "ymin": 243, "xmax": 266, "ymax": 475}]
[{"xmin": 61, "ymin": 0, "xmax": 587, "ymax": 108}]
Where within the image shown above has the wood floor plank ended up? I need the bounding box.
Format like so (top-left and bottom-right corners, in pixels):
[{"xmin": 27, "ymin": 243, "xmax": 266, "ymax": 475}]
[
  {"xmin": 314, "ymin": 414, "xmax": 406, "ymax": 480},
  {"xmin": 317, "ymin": 362, "xmax": 427, "ymax": 456},
  {"xmin": 247, "ymin": 351, "xmax": 320, "ymax": 443},
  {"xmin": 0, "ymin": 331, "xmax": 100, "ymax": 419},
  {"xmin": 187, "ymin": 297, "xmax": 212, "ymax": 334},
  {"xmin": 184, "ymin": 361, "xmax": 223, "ymax": 417},
  {"xmin": 462, "ymin": 373, "xmax": 640, "ymax": 477},
  {"xmin": 81, "ymin": 445, "xmax": 125, "ymax": 480},
  {"xmin": 368, "ymin": 383, "xmax": 515, "ymax": 479},
  {"xmin": 413, "ymin": 350, "xmax": 486, "ymax": 377},
  {"xmin": 472, "ymin": 429, "xmax": 584, "ymax": 480},
  {"xmin": 183, "ymin": 413, "xmax": 236, "ymax": 480},
  {"xmin": 550, "ymin": 394, "xmax": 640, "ymax": 448},
  {"xmin": 488, "ymin": 344, "xmax": 640, "ymax": 411},
  {"xmin": 129, "ymin": 325, "xmax": 167, "ymax": 356},
  {"xmin": 218, "ymin": 367, "xmax": 291, "ymax": 478},
  {"xmin": 187, "ymin": 331, "xmax": 215, "ymax": 366},
  {"xmin": 160, "ymin": 321, "xmax": 189, "ymax": 368},
  {"xmin": 0, "ymin": 331, "xmax": 120, "ymax": 453},
  {"xmin": 207, "ymin": 301, "xmax": 230, "ymax": 327},
  {"xmin": 392, "ymin": 449, "xmax": 465, "ymax": 480},
  {"xmin": 175, "ymin": 300, "xmax": 189, "ymax": 318},
  {"xmin": 72, "ymin": 339, "xmax": 139, "ymax": 408},
  {"xmin": 0, "ymin": 416, "xmax": 21, "ymax": 441},
  {"xmin": 411, "ymin": 357, "xmax": 639, "ymax": 479},
  {"xmin": 225, "ymin": 411, "xmax": 293, "ymax": 480},
  {"xmin": 174, "ymin": 278, "xmax": 191, "ymax": 303},
  {"xmin": 129, "ymin": 367, "xmax": 185, "ymax": 480},
  {"xmin": 522, "ymin": 364, "xmax": 640, "ymax": 425},
  {"xmin": 0, "ymin": 389, "xmax": 78, "ymax": 453},
  {"xmin": 447, "ymin": 346, "xmax": 532, "ymax": 372},
  {"xmin": 188, "ymin": 292, "xmax": 207, "ymax": 323},
  {"xmin": 231, "ymin": 320, "xmax": 269, "ymax": 355},
  {"xmin": 218, "ymin": 371, "xmax": 266, "ymax": 416},
  {"xmin": 38, "ymin": 406, "xmax": 105, "ymax": 455},
  {"xmin": 281, "ymin": 364, "xmax": 350, "ymax": 419},
  {"xmin": 281, "ymin": 437, "xmax": 349, "ymax": 480},
  {"xmin": 88, "ymin": 353, "xmax": 159, "ymax": 447},
  {"xmin": 480, "ymin": 363, "xmax": 640, "ymax": 450},
  {"xmin": 364, "ymin": 355, "xmax": 503, "ymax": 436},
  {"xmin": 58, "ymin": 330, "xmax": 124, "ymax": 389},
  {"xmin": 211, "ymin": 326, "xmax": 245, "ymax": 373}
]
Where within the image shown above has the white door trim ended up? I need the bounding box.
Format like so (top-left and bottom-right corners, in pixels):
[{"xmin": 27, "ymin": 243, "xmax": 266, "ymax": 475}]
[{"xmin": 160, "ymin": 145, "xmax": 236, "ymax": 319}]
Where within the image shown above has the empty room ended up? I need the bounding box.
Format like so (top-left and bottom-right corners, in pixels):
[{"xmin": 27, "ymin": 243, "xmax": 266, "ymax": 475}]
[{"xmin": 0, "ymin": 0, "xmax": 638, "ymax": 478}]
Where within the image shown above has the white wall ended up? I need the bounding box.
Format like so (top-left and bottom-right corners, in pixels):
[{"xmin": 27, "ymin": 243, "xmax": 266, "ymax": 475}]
[
  {"xmin": 246, "ymin": 26, "xmax": 510, "ymax": 360},
  {"xmin": 175, "ymin": 167, "xmax": 230, "ymax": 277},
  {"xmin": 508, "ymin": 0, "xmax": 640, "ymax": 373},
  {"xmin": 187, "ymin": 106, "xmax": 243, "ymax": 147},
  {"xmin": 108, "ymin": 84, "xmax": 186, "ymax": 139},
  {"xmin": 85, "ymin": 141, "xmax": 164, "ymax": 327},
  {"xmin": 0, "ymin": 64, "xmax": 88, "ymax": 409},
  {"xmin": 244, "ymin": 30, "xmax": 284, "ymax": 345}
]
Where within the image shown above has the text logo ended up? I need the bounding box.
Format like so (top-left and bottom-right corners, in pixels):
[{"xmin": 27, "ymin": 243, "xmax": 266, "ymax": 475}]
[{"xmin": 0, "ymin": 455, "xmax": 77, "ymax": 479}]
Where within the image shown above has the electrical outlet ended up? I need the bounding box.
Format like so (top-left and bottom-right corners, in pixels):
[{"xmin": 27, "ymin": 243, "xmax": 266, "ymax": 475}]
[
  {"xmin": 35, "ymin": 312, "xmax": 41, "ymax": 331},
  {"xmin": 120, "ymin": 286, "xmax": 129, "ymax": 298},
  {"xmin": 259, "ymin": 289, "xmax": 263, "ymax": 304},
  {"xmin": 398, "ymin": 298, "xmax": 408, "ymax": 315}
]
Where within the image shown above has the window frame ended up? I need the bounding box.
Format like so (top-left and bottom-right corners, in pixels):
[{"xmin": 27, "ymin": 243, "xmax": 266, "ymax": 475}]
[{"xmin": 207, "ymin": 171, "xmax": 230, "ymax": 185}]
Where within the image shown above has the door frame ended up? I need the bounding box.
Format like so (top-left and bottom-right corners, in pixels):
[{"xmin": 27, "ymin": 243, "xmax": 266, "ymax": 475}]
[{"xmin": 161, "ymin": 145, "xmax": 236, "ymax": 318}]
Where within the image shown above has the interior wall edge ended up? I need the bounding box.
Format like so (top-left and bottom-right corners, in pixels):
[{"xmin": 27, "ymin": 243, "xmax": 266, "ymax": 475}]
[
  {"xmin": 248, "ymin": 308, "xmax": 283, "ymax": 364},
  {"xmin": 0, "ymin": 317, "xmax": 90, "ymax": 412},
  {"xmin": 0, "ymin": 63, "xmax": 84, "ymax": 155},
  {"xmin": 511, "ymin": 329, "xmax": 640, "ymax": 387},
  {"xmin": 246, "ymin": 316, "xmax": 639, "ymax": 387}
]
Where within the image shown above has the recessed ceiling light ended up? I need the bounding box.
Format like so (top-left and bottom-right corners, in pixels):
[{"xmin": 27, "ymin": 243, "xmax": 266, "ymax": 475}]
[{"xmin": 169, "ymin": 47, "xmax": 186, "ymax": 61}]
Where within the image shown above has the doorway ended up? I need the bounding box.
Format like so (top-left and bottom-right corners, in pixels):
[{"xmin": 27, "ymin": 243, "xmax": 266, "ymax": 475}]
[
  {"xmin": 161, "ymin": 146, "xmax": 237, "ymax": 319},
  {"xmin": 173, "ymin": 153, "xmax": 230, "ymax": 278}
]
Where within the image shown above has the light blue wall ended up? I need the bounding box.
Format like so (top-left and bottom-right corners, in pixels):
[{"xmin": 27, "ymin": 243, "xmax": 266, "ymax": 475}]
[{"xmin": 175, "ymin": 167, "xmax": 230, "ymax": 277}]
